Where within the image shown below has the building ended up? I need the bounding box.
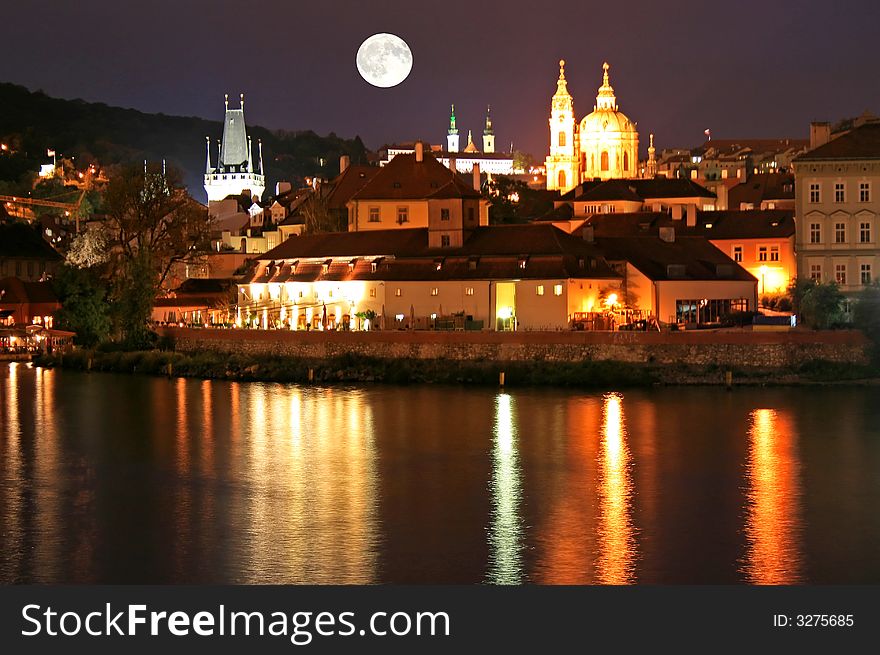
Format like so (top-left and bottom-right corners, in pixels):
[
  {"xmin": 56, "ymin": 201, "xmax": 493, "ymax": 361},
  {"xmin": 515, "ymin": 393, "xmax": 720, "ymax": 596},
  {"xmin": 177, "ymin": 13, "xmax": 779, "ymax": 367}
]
[
  {"xmin": 728, "ymin": 172, "xmax": 795, "ymax": 211},
  {"xmin": 238, "ymin": 223, "xmax": 621, "ymax": 332},
  {"xmin": 0, "ymin": 276, "xmax": 60, "ymax": 326},
  {"xmin": 0, "ymin": 222, "xmax": 63, "ymax": 281},
  {"xmin": 580, "ymin": 209, "xmax": 796, "ymax": 297},
  {"xmin": 152, "ymin": 278, "xmax": 236, "ymax": 326},
  {"xmin": 793, "ymin": 122, "xmax": 880, "ymax": 295},
  {"xmin": 204, "ymin": 94, "xmax": 265, "ymax": 203},
  {"xmin": 347, "ymin": 143, "xmax": 489, "ymax": 245},
  {"xmin": 545, "ymin": 60, "xmax": 640, "ymax": 192},
  {"xmin": 556, "ymin": 177, "xmax": 717, "ymax": 218}
]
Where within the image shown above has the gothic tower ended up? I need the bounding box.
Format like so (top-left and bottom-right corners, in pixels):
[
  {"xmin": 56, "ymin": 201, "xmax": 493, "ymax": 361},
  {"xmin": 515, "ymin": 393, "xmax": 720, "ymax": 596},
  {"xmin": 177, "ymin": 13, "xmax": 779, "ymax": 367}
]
[
  {"xmin": 447, "ymin": 104, "xmax": 460, "ymax": 153},
  {"xmin": 204, "ymin": 93, "xmax": 266, "ymax": 203},
  {"xmin": 544, "ymin": 60, "xmax": 579, "ymax": 192},
  {"xmin": 482, "ymin": 105, "xmax": 495, "ymax": 153}
]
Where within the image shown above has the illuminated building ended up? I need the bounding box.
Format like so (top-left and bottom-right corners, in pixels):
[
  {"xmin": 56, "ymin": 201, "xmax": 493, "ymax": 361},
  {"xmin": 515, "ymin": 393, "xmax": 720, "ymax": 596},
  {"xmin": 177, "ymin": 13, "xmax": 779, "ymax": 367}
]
[
  {"xmin": 545, "ymin": 60, "xmax": 640, "ymax": 192},
  {"xmin": 204, "ymin": 93, "xmax": 266, "ymax": 203},
  {"xmin": 794, "ymin": 120, "xmax": 880, "ymax": 296}
]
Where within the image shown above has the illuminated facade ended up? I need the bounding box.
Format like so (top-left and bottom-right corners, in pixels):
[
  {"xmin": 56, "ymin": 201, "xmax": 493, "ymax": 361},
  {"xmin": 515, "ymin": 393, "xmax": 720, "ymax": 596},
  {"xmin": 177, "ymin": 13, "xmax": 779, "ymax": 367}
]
[
  {"xmin": 204, "ymin": 94, "xmax": 266, "ymax": 203},
  {"xmin": 546, "ymin": 61, "xmax": 640, "ymax": 192}
]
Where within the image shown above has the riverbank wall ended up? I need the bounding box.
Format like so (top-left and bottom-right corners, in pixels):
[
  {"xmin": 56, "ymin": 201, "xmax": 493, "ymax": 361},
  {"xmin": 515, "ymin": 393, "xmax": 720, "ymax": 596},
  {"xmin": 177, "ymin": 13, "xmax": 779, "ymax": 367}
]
[{"xmin": 158, "ymin": 326, "xmax": 871, "ymax": 370}]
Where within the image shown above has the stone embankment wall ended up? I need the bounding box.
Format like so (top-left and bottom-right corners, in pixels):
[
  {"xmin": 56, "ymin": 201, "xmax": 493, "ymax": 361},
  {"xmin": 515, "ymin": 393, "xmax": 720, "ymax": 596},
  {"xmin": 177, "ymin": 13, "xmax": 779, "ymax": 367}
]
[{"xmin": 159, "ymin": 327, "xmax": 871, "ymax": 369}]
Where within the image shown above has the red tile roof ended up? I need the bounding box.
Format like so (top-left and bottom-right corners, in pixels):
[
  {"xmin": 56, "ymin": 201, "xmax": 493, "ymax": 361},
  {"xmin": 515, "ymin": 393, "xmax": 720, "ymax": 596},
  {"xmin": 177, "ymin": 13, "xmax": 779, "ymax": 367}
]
[
  {"xmin": 350, "ymin": 152, "xmax": 480, "ymax": 201},
  {"xmin": 795, "ymin": 123, "xmax": 880, "ymax": 161}
]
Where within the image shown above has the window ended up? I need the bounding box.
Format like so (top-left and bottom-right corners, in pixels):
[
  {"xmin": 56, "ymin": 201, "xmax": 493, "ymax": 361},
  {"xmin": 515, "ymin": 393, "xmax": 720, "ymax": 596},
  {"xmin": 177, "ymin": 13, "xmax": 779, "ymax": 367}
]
[
  {"xmin": 769, "ymin": 245, "xmax": 780, "ymax": 262},
  {"xmin": 809, "ymin": 183, "xmax": 820, "ymax": 203},
  {"xmin": 465, "ymin": 287, "xmax": 474, "ymax": 296},
  {"xmin": 809, "ymin": 223, "xmax": 821, "ymax": 244},
  {"xmin": 371, "ymin": 262, "xmax": 378, "ymax": 273},
  {"xmin": 860, "ymin": 221, "xmax": 871, "ymax": 243},
  {"xmin": 518, "ymin": 257, "xmax": 528, "ymax": 270},
  {"xmin": 861, "ymin": 264, "xmax": 872, "ymax": 285},
  {"xmin": 395, "ymin": 288, "xmax": 402, "ymax": 297},
  {"xmin": 835, "ymin": 263, "xmax": 847, "ymax": 285},
  {"xmin": 758, "ymin": 246, "xmax": 769, "ymax": 262},
  {"xmin": 536, "ymin": 285, "xmax": 545, "ymax": 296},
  {"xmin": 467, "ymin": 207, "xmax": 475, "ymax": 222},
  {"xmin": 558, "ymin": 170, "xmax": 566, "ymax": 188},
  {"xmin": 368, "ymin": 206, "xmax": 380, "ymax": 222},
  {"xmin": 440, "ymin": 208, "xmax": 450, "ymax": 221},
  {"xmin": 834, "ymin": 183, "xmax": 845, "ymax": 203},
  {"xmin": 835, "ymin": 222, "xmax": 846, "ymax": 244},
  {"xmin": 623, "ymin": 152, "xmax": 629, "ymax": 171},
  {"xmin": 430, "ymin": 288, "xmax": 439, "ymax": 296},
  {"xmin": 860, "ymin": 182, "xmax": 871, "ymax": 202},
  {"xmin": 397, "ymin": 207, "xmax": 409, "ymax": 224},
  {"xmin": 369, "ymin": 288, "xmax": 377, "ymax": 298},
  {"xmin": 558, "ymin": 131, "xmax": 566, "ymax": 147},
  {"xmin": 440, "ymin": 234, "xmax": 450, "ymax": 247},
  {"xmin": 810, "ymin": 263, "xmax": 822, "ymax": 281},
  {"xmin": 553, "ymin": 284, "xmax": 563, "ymax": 296},
  {"xmin": 601, "ymin": 151, "xmax": 609, "ymax": 171}
]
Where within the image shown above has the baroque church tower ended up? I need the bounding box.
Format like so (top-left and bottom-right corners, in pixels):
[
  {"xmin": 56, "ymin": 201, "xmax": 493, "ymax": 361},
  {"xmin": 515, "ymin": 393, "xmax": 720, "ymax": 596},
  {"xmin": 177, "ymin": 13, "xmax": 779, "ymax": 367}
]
[
  {"xmin": 204, "ymin": 93, "xmax": 266, "ymax": 202},
  {"xmin": 545, "ymin": 60, "xmax": 579, "ymax": 192},
  {"xmin": 482, "ymin": 105, "xmax": 495, "ymax": 153},
  {"xmin": 447, "ymin": 104, "xmax": 460, "ymax": 153}
]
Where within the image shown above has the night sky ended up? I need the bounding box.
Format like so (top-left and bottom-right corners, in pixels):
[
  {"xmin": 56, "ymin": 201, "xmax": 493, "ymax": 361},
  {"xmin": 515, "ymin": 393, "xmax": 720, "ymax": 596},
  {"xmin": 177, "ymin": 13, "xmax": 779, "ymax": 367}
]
[{"xmin": 3, "ymin": 0, "xmax": 879, "ymax": 157}]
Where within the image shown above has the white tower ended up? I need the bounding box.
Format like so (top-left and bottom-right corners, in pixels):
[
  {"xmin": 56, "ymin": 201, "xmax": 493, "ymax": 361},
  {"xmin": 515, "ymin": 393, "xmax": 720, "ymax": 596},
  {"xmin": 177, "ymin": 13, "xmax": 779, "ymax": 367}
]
[
  {"xmin": 482, "ymin": 105, "xmax": 495, "ymax": 153},
  {"xmin": 545, "ymin": 59, "xmax": 579, "ymax": 192},
  {"xmin": 204, "ymin": 93, "xmax": 266, "ymax": 202},
  {"xmin": 446, "ymin": 104, "xmax": 460, "ymax": 153}
]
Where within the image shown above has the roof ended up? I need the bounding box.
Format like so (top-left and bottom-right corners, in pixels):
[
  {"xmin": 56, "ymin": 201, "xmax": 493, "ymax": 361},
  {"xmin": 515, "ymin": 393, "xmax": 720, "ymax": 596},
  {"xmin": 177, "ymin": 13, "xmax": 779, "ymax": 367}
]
[
  {"xmin": 728, "ymin": 173, "xmax": 794, "ymax": 208},
  {"xmin": 698, "ymin": 138, "xmax": 809, "ymax": 157},
  {"xmin": 565, "ymin": 177, "xmax": 716, "ymax": 202},
  {"xmin": 582, "ymin": 209, "xmax": 795, "ymax": 240},
  {"xmin": 795, "ymin": 123, "xmax": 880, "ymax": 161},
  {"xmin": 591, "ymin": 236, "xmax": 756, "ymax": 282},
  {"xmin": 0, "ymin": 222, "xmax": 63, "ymax": 260},
  {"xmin": 324, "ymin": 165, "xmax": 379, "ymax": 210},
  {"xmin": 248, "ymin": 224, "xmax": 620, "ymax": 282},
  {"xmin": 350, "ymin": 152, "xmax": 480, "ymax": 201},
  {"xmin": 220, "ymin": 107, "xmax": 248, "ymax": 167},
  {"xmin": 0, "ymin": 277, "xmax": 59, "ymax": 304}
]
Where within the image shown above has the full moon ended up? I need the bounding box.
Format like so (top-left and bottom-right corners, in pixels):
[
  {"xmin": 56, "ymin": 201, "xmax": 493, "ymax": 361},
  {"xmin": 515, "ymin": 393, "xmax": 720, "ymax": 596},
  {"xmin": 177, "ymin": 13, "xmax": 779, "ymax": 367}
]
[{"xmin": 356, "ymin": 33, "xmax": 413, "ymax": 88}]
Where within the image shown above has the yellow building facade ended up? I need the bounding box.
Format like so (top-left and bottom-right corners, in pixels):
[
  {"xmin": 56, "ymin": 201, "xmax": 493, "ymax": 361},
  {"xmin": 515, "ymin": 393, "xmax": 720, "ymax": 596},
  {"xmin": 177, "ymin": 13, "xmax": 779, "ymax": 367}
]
[{"xmin": 545, "ymin": 60, "xmax": 640, "ymax": 193}]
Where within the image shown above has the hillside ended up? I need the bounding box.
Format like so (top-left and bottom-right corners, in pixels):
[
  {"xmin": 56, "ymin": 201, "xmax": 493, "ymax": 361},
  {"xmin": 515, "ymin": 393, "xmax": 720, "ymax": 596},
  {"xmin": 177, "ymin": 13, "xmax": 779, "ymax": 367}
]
[{"xmin": 0, "ymin": 82, "xmax": 369, "ymax": 198}]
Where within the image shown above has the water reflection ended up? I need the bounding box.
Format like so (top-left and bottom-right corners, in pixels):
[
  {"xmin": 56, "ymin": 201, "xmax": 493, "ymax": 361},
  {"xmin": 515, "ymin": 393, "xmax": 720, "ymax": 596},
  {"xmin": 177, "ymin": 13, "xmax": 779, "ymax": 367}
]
[
  {"xmin": 596, "ymin": 392, "xmax": 637, "ymax": 584},
  {"xmin": 741, "ymin": 408, "xmax": 803, "ymax": 584},
  {"xmin": 486, "ymin": 393, "xmax": 524, "ymax": 584}
]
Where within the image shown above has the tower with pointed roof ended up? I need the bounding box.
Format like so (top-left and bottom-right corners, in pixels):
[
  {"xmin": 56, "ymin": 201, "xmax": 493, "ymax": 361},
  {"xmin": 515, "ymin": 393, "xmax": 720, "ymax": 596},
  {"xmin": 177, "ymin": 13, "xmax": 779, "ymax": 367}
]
[
  {"xmin": 482, "ymin": 106, "xmax": 495, "ymax": 153},
  {"xmin": 204, "ymin": 93, "xmax": 266, "ymax": 203},
  {"xmin": 447, "ymin": 104, "xmax": 460, "ymax": 153},
  {"xmin": 545, "ymin": 59, "xmax": 580, "ymax": 192},
  {"xmin": 463, "ymin": 129, "xmax": 479, "ymax": 154},
  {"xmin": 646, "ymin": 133, "xmax": 657, "ymax": 178}
]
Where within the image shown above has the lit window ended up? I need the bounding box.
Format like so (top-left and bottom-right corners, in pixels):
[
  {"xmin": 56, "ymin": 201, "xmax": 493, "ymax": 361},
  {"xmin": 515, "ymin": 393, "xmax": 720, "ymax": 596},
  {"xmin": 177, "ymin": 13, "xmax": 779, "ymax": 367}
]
[
  {"xmin": 860, "ymin": 222, "xmax": 871, "ymax": 243},
  {"xmin": 861, "ymin": 264, "xmax": 872, "ymax": 285},
  {"xmin": 465, "ymin": 287, "xmax": 474, "ymax": 296},
  {"xmin": 859, "ymin": 182, "xmax": 871, "ymax": 203},
  {"xmin": 809, "ymin": 223, "xmax": 821, "ymax": 244},
  {"xmin": 558, "ymin": 131, "xmax": 566, "ymax": 147},
  {"xmin": 601, "ymin": 151, "xmax": 609, "ymax": 171},
  {"xmin": 395, "ymin": 288, "xmax": 402, "ymax": 297},
  {"xmin": 834, "ymin": 183, "xmax": 845, "ymax": 203},
  {"xmin": 536, "ymin": 285, "xmax": 544, "ymax": 296},
  {"xmin": 369, "ymin": 207, "xmax": 380, "ymax": 222},
  {"xmin": 835, "ymin": 222, "xmax": 846, "ymax": 244},
  {"xmin": 835, "ymin": 263, "xmax": 847, "ymax": 285},
  {"xmin": 397, "ymin": 207, "xmax": 408, "ymax": 224},
  {"xmin": 430, "ymin": 288, "xmax": 439, "ymax": 296},
  {"xmin": 553, "ymin": 284, "xmax": 563, "ymax": 296},
  {"xmin": 732, "ymin": 245, "xmax": 743, "ymax": 262},
  {"xmin": 371, "ymin": 262, "xmax": 378, "ymax": 273},
  {"xmin": 369, "ymin": 288, "xmax": 376, "ymax": 298},
  {"xmin": 809, "ymin": 183, "xmax": 820, "ymax": 203}
]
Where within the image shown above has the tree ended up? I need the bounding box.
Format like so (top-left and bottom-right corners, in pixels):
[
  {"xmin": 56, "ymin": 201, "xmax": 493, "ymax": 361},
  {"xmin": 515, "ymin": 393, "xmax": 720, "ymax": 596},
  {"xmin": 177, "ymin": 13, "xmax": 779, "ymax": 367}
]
[
  {"xmin": 301, "ymin": 189, "xmax": 340, "ymax": 234},
  {"xmin": 52, "ymin": 265, "xmax": 111, "ymax": 347},
  {"xmin": 102, "ymin": 163, "xmax": 211, "ymax": 344},
  {"xmin": 853, "ymin": 282, "xmax": 880, "ymax": 344},
  {"xmin": 796, "ymin": 280, "xmax": 845, "ymax": 329},
  {"xmin": 66, "ymin": 225, "xmax": 109, "ymax": 268}
]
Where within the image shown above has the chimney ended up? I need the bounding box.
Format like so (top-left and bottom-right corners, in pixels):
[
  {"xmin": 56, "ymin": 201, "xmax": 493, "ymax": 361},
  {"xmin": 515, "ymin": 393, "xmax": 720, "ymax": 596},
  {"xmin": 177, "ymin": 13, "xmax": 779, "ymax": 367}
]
[
  {"xmin": 472, "ymin": 163, "xmax": 481, "ymax": 191},
  {"xmin": 671, "ymin": 204, "xmax": 683, "ymax": 221},
  {"xmin": 449, "ymin": 157, "xmax": 457, "ymax": 173},
  {"xmin": 339, "ymin": 155, "xmax": 350, "ymax": 175},
  {"xmin": 659, "ymin": 226, "xmax": 675, "ymax": 243},
  {"xmin": 275, "ymin": 181, "xmax": 292, "ymax": 195},
  {"xmin": 686, "ymin": 204, "xmax": 696, "ymax": 227},
  {"xmin": 810, "ymin": 122, "xmax": 831, "ymax": 150},
  {"xmin": 415, "ymin": 141, "xmax": 424, "ymax": 162}
]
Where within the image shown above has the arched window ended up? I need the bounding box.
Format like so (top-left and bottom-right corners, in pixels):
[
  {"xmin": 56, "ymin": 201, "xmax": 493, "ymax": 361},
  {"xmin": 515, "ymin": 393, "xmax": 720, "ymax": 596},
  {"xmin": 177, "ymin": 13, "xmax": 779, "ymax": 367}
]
[
  {"xmin": 558, "ymin": 170, "xmax": 566, "ymax": 188},
  {"xmin": 601, "ymin": 151, "xmax": 609, "ymax": 171},
  {"xmin": 558, "ymin": 131, "xmax": 566, "ymax": 147},
  {"xmin": 623, "ymin": 151, "xmax": 629, "ymax": 171},
  {"xmin": 591, "ymin": 154, "xmax": 595, "ymax": 171}
]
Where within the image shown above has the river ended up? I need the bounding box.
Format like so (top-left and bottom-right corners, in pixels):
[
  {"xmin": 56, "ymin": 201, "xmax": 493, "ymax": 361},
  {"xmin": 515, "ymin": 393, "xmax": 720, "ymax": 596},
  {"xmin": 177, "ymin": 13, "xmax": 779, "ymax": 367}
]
[{"xmin": 1, "ymin": 362, "xmax": 878, "ymax": 584}]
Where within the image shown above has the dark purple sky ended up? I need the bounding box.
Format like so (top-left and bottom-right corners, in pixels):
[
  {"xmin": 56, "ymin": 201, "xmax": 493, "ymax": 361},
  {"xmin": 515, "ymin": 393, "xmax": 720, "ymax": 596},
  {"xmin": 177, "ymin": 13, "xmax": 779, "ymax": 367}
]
[{"xmin": 3, "ymin": 0, "xmax": 879, "ymax": 157}]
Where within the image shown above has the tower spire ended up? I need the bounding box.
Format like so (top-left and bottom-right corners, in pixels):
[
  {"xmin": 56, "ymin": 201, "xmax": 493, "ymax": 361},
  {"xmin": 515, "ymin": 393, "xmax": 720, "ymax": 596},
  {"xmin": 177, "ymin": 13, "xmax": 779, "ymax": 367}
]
[
  {"xmin": 646, "ymin": 133, "xmax": 657, "ymax": 178},
  {"xmin": 240, "ymin": 93, "xmax": 244, "ymax": 111},
  {"xmin": 224, "ymin": 93, "xmax": 229, "ymax": 110},
  {"xmin": 482, "ymin": 105, "xmax": 495, "ymax": 154},
  {"xmin": 448, "ymin": 104, "xmax": 458, "ymax": 135},
  {"xmin": 247, "ymin": 136, "xmax": 253, "ymax": 173},
  {"xmin": 483, "ymin": 105, "xmax": 493, "ymax": 135},
  {"xmin": 205, "ymin": 136, "xmax": 212, "ymax": 173},
  {"xmin": 258, "ymin": 139, "xmax": 264, "ymax": 175},
  {"xmin": 596, "ymin": 61, "xmax": 617, "ymax": 111},
  {"xmin": 446, "ymin": 103, "xmax": 460, "ymax": 153},
  {"xmin": 554, "ymin": 59, "xmax": 571, "ymax": 98}
]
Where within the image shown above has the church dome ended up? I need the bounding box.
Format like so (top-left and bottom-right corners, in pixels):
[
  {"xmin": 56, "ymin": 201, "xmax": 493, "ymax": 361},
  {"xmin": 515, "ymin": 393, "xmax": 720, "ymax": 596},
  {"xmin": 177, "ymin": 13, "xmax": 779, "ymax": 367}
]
[{"xmin": 578, "ymin": 62, "xmax": 637, "ymax": 136}]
